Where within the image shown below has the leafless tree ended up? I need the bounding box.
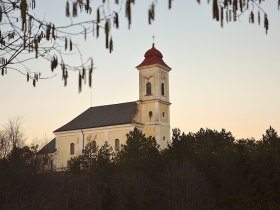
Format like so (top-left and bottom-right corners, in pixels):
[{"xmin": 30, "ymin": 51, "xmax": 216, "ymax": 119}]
[
  {"xmin": 3, "ymin": 117, "xmax": 25, "ymax": 150},
  {"xmin": 30, "ymin": 135, "xmax": 50, "ymax": 150},
  {"xmin": 0, "ymin": 130, "xmax": 9, "ymax": 158}
]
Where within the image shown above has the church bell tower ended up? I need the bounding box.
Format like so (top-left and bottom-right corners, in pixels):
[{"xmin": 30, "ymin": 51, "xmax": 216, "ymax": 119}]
[{"xmin": 136, "ymin": 43, "xmax": 171, "ymax": 148}]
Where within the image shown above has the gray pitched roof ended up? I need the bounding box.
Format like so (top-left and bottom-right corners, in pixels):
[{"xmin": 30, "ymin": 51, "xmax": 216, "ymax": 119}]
[
  {"xmin": 38, "ymin": 138, "xmax": 56, "ymax": 154},
  {"xmin": 54, "ymin": 101, "xmax": 138, "ymax": 132}
]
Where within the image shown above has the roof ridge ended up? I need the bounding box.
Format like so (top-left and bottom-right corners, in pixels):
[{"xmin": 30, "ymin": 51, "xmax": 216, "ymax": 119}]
[{"xmin": 89, "ymin": 101, "xmax": 136, "ymax": 109}]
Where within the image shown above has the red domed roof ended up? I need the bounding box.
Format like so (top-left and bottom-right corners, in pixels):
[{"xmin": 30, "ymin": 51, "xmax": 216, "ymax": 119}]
[
  {"xmin": 136, "ymin": 44, "xmax": 170, "ymax": 69},
  {"xmin": 144, "ymin": 44, "xmax": 163, "ymax": 58}
]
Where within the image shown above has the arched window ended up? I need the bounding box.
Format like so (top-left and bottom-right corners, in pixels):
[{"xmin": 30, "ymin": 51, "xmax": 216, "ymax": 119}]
[
  {"xmin": 115, "ymin": 139, "xmax": 120, "ymax": 151},
  {"xmin": 92, "ymin": 141, "xmax": 97, "ymax": 153},
  {"xmin": 161, "ymin": 83, "xmax": 165, "ymax": 96},
  {"xmin": 146, "ymin": 82, "xmax": 152, "ymax": 95},
  {"xmin": 70, "ymin": 143, "xmax": 74, "ymax": 155},
  {"xmin": 149, "ymin": 111, "xmax": 153, "ymax": 122}
]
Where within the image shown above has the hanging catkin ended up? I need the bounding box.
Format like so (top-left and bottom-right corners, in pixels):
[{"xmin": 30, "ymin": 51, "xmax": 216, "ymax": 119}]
[
  {"xmin": 66, "ymin": 1, "xmax": 70, "ymax": 17},
  {"xmin": 213, "ymin": 0, "xmax": 219, "ymax": 21},
  {"xmin": 84, "ymin": 28, "xmax": 87, "ymax": 40},
  {"xmin": 64, "ymin": 70, "xmax": 68, "ymax": 86},
  {"xmin": 85, "ymin": 0, "xmax": 90, "ymax": 13},
  {"xmin": 20, "ymin": 0, "xmax": 27, "ymax": 30},
  {"xmin": 125, "ymin": 0, "xmax": 131, "ymax": 28},
  {"xmin": 89, "ymin": 69, "xmax": 92, "ymax": 87},
  {"xmin": 65, "ymin": 37, "xmax": 67, "ymax": 50},
  {"xmin": 70, "ymin": 39, "xmax": 72, "ymax": 51},
  {"xmin": 34, "ymin": 37, "xmax": 38, "ymax": 58},
  {"xmin": 220, "ymin": 7, "xmax": 224, "ymax": 27},
  {"xmin": 52, "ymin": 24, "xmax": 55, "ymax": 39},
  {"xmin": 264, "ymin": 14, "xmax": 269, "ymax": 34},
  {"xmin": 105, "ymin": 21, "xmax": 109, "ymax": 48},
  {"xmin": 82, "ymin": 68, "xmax": 85, "ymax": 79},
  {"xmin": 31, "ymin": 0, "xmax": 36, "ymax": 9},
  {"xmin": 61, "ymin": 61, "xmax": 65, "ymax": 80},
  {"xmin": 249, "ymin": 11, "xmax": 254, "ymax": 23},
  {"xmin": 46, "ymin": 23, "xmax": 51, "ymax": 40},
  {"xmin": 168, "ymin": 0, "xmax": 172, "ymax": 9},
  {"xmin": 89, "ymin": 59, "xmax": 93, "ymax": 87},
  {"xmin": 28, "ymin": 15, "xmax": 32, "ymax": 35},
  {"xmin": 97, "ymin": 8, "xmax": 100, "ymax": 23},
  {"xmin": 79, "ymin": 72, "xmax": 82, "ymax": 92},
  {"xmin": 109, "ymin": 37, "xmax": 113, "ymax": 53},
  {"xmin": 114, "ymin": 12, "xmax": 119, "ymax": 28},
  {"xmin": 0, "ymin": 6, "xmax": 2, "ymax": 22},
  {"xmin": 73, "ymin": 2, "xmax": 78, "ymax": 17},
  {"xmin": 148, "ymin": 3, "xmax": 155, "ymax": 24}
]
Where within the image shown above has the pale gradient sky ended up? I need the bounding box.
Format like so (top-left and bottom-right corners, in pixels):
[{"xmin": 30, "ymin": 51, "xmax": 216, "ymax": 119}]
[{"xmin": 0, "ymin": 1, "xmax": 279, "ymax": 144}]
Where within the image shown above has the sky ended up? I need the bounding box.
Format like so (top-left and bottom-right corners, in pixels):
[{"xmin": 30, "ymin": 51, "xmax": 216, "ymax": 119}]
[{"xmin": 0, "ymin": 1, "xmax": 280, "ymax": 144}]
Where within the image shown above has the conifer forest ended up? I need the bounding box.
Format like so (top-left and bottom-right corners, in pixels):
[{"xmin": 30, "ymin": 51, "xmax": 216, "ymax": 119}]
[{"xmin": 1, "ymin": 127, "xmax": 280, "ymax": 210}]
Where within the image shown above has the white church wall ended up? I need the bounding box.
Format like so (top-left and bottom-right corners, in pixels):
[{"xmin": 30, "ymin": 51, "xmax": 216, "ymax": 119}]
[
  {"xmin": 55, "ymin": 131, "xmax": 80, "ymax": 171},
  {"xmin": 54, "ymin": 124, "xmax": 136, "ymax": 171}
]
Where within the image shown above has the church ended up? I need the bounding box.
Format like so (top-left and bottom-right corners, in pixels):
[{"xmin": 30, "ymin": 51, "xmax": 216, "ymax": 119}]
[{"xmin": 39, "ymin": 44, "xmax": 172, "ymax": 172}]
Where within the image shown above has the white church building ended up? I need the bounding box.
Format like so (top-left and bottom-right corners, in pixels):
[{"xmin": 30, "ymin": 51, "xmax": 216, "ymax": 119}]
[{"xmin": 39, "ymin": 44, "xmax": 172, "ymax": 171}]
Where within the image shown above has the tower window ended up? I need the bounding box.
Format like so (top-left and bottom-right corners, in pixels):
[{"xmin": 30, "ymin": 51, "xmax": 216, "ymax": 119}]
[
  {"xmin": 115, "ymin": 139, "xmax": 120, "ymax": 151},
  {"xmin": 149, "ymin": 111, "xmax": 153, "ymax": 121},
  {"xmin": 146, "ymin": 82, "xmax": 152, "ymax": 95},
  {"xmin": 162, "ymin": 112, "xmax": 165, "ymax": 117},
  {"xmin": 70, "ymin": 143, "xmax": 74, "ymax": 155},
  {"xmin": 161, "ymin": 83, "xmax": 165, "ymax": 96}
]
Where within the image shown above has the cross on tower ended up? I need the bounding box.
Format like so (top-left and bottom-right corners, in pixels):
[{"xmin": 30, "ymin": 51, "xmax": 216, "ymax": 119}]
[{"xmin": 152, "ymin": 34, "xmax": 155, "ymax": 45}]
